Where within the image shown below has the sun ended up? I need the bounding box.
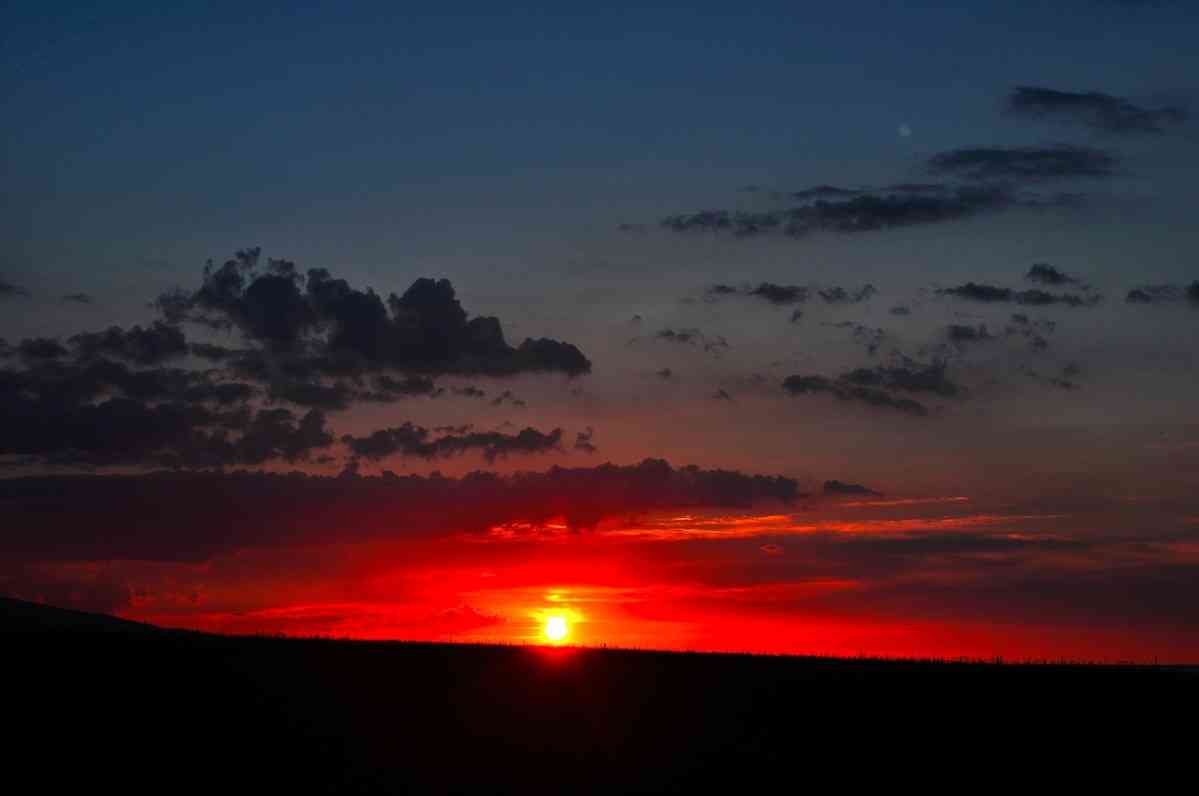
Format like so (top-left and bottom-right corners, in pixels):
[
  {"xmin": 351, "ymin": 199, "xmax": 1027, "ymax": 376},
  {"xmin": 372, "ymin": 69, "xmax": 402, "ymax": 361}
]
[{"xmin": 543, "ymin": 614, "xmax": 569, "ymax": 643}]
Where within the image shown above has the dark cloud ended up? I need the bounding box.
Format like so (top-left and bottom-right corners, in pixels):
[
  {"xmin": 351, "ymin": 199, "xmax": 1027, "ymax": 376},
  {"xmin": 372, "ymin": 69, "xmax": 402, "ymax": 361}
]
[
  {"xmin": 1126, "ymin": 283, "xmax": 1199, "ymax": 306},
  {"xmin": 818, "ymin": 285, "xmax": 876, "ymax": 305},
  {"xmin": 342, "ymin": 423, "xmax": 562, "ymax": 464},
  {"xmin": 0, "ymin": 375, "xmax": 331, "ymax": 468},
  {"xmin": 573, "ymin": 427, "xmax": 597, "ymax": 454},
  {"xmin": 946, "ymin": 324, "xmax": 994, "ymax": 344},
  {"xmin": 0, "ymin": 460, "xmax": 800, "ymax": 561},
  {"xmin": 785, "ymin": 185, "xmax": 864, "ymax": 200},
  {"xmin": 454, "ymin": 385, "xmax": 487, "ymax": 398},
  {"xmin": 490, "ymin": 390, "xmax": 526, "ymax": 408},
  {"xmin": 937, "ymin": 282, "xmax": 1099, "ymax": 307},
  {"xmin": 1025, "ymin": 263, "xmax": 1080, "ymax": 286},
  {"xmin": 654, "ymin": 328, "xmax": 729, "ymax": 354},
  {"xmin": 359, "ymin": 374, "xmax": 441, "ymax": 403},
  {"xmin": 1006, "ymin": 85, "xmax": 1187, "ymax": 135},
  {"xmin": 711, "ymin": 389, "xmax": 734, "ymax": 402},
  {"xmin": 70, "ymin": 322, "xmax": 189, "ymax": 366},
  {"xmin": 889, "ymin": 306, "xmax": 912, "ymax": 316},
  {"xmin": 0, "ymin": 278, "xmax": 30, "ymax": 299},
  {"xmin": 156, "ymin": 249, "xmax": 590, "ymax": 378},
  {"xmin": 1005, "ymin": 314, "xmax": 1055, "ymax": 350},
  {"xmin": 660, "ymin": 185, "xmax": 1020, "ymax": 239},
  {"xmin": 267, "ymin": 380, "xmax": 353, "ymax": 410},
  {"xmin": 655, "ymin": 368, "xmax": 674, "ymax": 380},
  {"xmin": 750, "ymin": 282, "xmax": 809, "ymax": 305},
  {"xmin": 62, "ymin": 293, "xmax": 93, "ymax": 305},
  {"xmin": 926, "ymin": 145, "xmax": 1117, "ymax": 180},
  {"xmin": 704, "ymin": 282, "xmax": 874, "ymax": 307},
  {"xmin": 17, "ymin": 338, "xmax": 70, "ymax": 362},
  {"xmin": 841, "ymin": 362, "xmax": 961, "ymax": 397},
  {"xmin": 822, "ymin": 322, "xmax": 886, "ymax": 356},
  {"xmin": 823, "ymin": 480, "xmax": 883, "ymax": 497},
  {"xmin": 781, "ymin": 374, "xmax": 930, "ymax": 416}
]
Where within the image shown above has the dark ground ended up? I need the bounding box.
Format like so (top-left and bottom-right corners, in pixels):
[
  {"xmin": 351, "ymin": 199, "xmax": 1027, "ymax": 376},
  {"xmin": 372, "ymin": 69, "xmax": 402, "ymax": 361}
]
[{"xmin": 5, "ymin": 597, "xmax": 1195, "ymax": 793}]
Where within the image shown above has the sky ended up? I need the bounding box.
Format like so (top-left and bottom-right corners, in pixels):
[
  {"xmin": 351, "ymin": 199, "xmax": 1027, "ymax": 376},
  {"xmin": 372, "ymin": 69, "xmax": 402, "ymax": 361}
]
[{"xmin": 3, "ymin": 1, "xmax": 1199, "ymax": 662}]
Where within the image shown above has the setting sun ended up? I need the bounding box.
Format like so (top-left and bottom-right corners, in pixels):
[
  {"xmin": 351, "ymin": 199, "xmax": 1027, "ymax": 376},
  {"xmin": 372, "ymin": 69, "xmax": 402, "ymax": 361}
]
[{"xmin": 543, "ymin": 615, "xmax": 569, "ymax": 643}]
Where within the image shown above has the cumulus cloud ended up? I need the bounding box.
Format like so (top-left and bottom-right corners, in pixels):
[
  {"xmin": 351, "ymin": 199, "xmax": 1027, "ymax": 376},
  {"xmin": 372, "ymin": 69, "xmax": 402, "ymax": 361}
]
[
  {"xmin": 156, "ymin": 248, "xmax": 590, "ymax": 379},
  {"xmin": 1006, "ymin": 85, "xmax": 1187, "ymax": 134}
]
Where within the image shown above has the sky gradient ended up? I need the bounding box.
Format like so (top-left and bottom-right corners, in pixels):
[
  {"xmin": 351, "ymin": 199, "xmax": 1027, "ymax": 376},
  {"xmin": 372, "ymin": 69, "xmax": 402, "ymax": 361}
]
[{"xmin": 3, "ymin": 1, "xmax": 1198, "ymax": 661}]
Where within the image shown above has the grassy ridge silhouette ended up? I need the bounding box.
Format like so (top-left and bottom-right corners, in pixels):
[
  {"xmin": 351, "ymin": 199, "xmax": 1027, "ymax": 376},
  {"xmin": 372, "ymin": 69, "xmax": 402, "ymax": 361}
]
[{"xmin": 6, "ymin": 597, "xmax": 1195, "ymax": 793}]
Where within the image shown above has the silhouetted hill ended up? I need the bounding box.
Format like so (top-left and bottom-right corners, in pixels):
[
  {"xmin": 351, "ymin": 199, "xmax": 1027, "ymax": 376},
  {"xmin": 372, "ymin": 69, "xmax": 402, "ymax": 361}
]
[
  {"xmin": 0, "ymin": 596, "xmax": 159, "ymax": 634},
  {"xmin": 6, "ymin": 600, "xmax": 1195, "ymax": 792}
]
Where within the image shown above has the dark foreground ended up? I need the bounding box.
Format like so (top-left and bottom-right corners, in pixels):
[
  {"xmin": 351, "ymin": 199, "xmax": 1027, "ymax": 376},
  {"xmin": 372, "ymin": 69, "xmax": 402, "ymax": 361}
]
[{"xmin": 6, "ymin": 598, "xmax": 1195, "ymax": 793}]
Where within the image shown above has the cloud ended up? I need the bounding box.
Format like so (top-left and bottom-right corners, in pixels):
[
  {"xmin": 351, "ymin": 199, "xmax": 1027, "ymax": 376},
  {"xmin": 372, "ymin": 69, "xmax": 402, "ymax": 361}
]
[
  {"xmin": 70, "ymin": 322, "xmax": 189, "ymax": 366},
  {"xmin": 823, "ymin": 480, "xmax": 883, "ymax": 497},
  {"xmin": 62, "ymin": 293, "xmax": 93, "ymax": 305},
  {"xmin": 0, "ymin": 460, "xmax": 801, "ymax": 561},
  {"xmin": 0, "ymin": 278, "xmax": 30, "ymax": 299},
  {"xmin": 945, "ymin": 323, "xmax": 994, "ymax": 345},
  {"xmin": 781, "ymin": 374, "xmax": 930, "ymax": 416},
  {"xmin": 1126, "ymin": 282, "xmax": 1199, "ymax": 306},
  {"xmin": 653, "ymin": 328, "xmax": 729, "ymax": 354},
  {"xmin": 704, "ymin": 282, "xmax": 874, "ymax": 307},
  {"xmin": 156, "ymin": 249, "xmax": 590, "ymax": 378},
  {"xmin": 17, "ymin": 338, "xmax": 70, "ymax": 362},
  {"xmin": 574, "ymin": 427, "xmax": 597, "ymax": 454},
  {"xmin": 937, "ymin": 282, "xmax": 1099, "ymax": 306},
  {"xmin": 840, "ymin": 362, "xmax": 961, "ymax": 397},
  {"xmin": 1006, "ymin": 85, "xmax": 1187, "ymax": 134},
  {"xmin": 490, "ymin": 390, "xmax": 526, "ymax": 408},
  {"xmin": 818, "ymin": 285, "xmax": 876, "ymax": 305},
  {"xmin": 1005, "ymin": 314, "xmax": 1055, "ymax": 350},
  {"xmin": 822, "ymin": 322, "xmax": 886, "ymax": 356},
  {"xmin": 660, "ymin": 185, "xmax": 1021, "ymax": 239},
  {"xmin": 926, "ymin": 145, "xmax": 1117, "ymax": 180},
  {"xmin": 1025, "ymin": 263, "xmax": 1080, "ymax": 286},
  {"xmin": 342, "ymin": 423, "xmax": 563, "ymax": 464}
]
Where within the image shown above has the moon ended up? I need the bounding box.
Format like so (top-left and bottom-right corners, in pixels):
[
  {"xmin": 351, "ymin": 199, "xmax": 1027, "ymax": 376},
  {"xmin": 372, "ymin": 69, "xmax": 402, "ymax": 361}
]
[{"xmin": 898, "ymin": 123, "xmax": 913, "ymax": 138}]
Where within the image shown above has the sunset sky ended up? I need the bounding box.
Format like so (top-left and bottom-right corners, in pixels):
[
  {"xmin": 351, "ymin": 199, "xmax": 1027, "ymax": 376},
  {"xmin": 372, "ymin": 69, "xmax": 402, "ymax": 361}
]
[{"xmin": 3, "ymin": 1, "xmax": 1198, "ymax": 662}]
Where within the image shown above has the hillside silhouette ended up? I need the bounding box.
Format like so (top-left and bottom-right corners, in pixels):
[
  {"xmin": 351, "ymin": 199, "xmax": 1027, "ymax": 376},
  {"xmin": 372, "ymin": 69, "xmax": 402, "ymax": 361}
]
[{"xmin": 7, "ymin": 598, "xmax": 1194, "ymax": 793}]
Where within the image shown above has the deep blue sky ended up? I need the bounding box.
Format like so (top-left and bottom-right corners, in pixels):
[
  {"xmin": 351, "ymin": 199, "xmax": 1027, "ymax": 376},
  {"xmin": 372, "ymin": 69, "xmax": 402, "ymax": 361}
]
[{"xmin": 4, "ymin": 2, "xmax": 1197, "ymax": 294}]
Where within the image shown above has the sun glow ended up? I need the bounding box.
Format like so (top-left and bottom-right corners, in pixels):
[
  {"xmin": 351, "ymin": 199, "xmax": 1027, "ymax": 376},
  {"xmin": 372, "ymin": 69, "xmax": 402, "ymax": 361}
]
[{"xmin": 543, "ymin": 614, "xmax": 569, "ymax": 643}]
